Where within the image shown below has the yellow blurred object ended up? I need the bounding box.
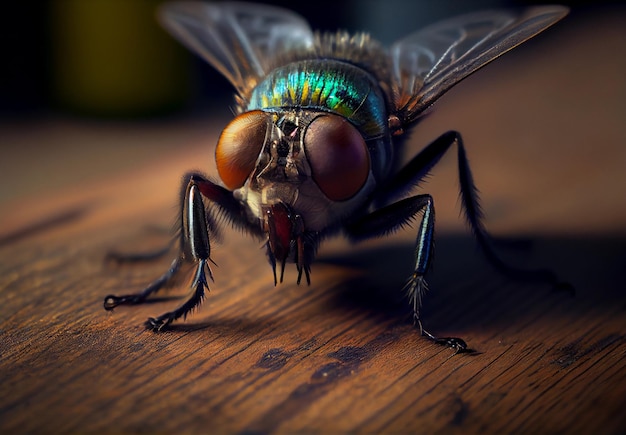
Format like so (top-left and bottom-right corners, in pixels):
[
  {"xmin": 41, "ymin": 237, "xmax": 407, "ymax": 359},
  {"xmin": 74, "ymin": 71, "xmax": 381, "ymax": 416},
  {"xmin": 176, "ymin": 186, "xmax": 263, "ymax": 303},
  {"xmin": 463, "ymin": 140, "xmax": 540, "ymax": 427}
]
[{"xmin": 51, "ymin": 0, "xmax": 190, "ymax": 117}]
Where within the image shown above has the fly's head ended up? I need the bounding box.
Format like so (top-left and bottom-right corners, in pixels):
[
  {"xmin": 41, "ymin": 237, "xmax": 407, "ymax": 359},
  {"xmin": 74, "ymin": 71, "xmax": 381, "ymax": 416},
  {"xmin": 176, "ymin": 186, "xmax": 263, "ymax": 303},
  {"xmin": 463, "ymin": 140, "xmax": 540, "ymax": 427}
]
[{"xmin": 215, "ymin": 109, "xmax": 375, "ymax": 273}]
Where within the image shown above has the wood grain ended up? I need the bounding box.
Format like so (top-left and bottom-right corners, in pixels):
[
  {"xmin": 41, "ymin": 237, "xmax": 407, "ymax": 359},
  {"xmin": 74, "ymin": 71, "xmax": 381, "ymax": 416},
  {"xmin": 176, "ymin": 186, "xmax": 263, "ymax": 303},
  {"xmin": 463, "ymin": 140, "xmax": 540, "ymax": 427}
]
[{"xmin": 1, "ymin": 6, "xmax": 625, "ymax": 434}]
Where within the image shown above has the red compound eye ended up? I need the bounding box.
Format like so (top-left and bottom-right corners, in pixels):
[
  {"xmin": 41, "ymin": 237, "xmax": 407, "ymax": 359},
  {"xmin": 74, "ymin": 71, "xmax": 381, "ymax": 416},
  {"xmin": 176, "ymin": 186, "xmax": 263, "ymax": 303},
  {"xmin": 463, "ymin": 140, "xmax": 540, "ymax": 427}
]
[
  {"xmin": 304, "ymin": 115, "xmax": 370, "ymax": 201},
  {"xmin": 216, "ymin": 110, "xmax": 269, "ymax": 190}
]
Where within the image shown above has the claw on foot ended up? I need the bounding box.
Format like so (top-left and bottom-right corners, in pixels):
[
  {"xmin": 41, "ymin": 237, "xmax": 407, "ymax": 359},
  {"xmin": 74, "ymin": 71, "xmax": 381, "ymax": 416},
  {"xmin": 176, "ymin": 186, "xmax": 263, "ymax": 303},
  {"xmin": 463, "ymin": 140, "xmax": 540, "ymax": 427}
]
[
  {"xmin": 145, "ymin": 316, "xmax": 172, "ymax": 332},
  {"xmin": 417, "ymin": 318, "xmax": 468, "ymax": 354},
  {"xmin": 103, "ymin": 294, "xmax": 132, "ymax": 310}
]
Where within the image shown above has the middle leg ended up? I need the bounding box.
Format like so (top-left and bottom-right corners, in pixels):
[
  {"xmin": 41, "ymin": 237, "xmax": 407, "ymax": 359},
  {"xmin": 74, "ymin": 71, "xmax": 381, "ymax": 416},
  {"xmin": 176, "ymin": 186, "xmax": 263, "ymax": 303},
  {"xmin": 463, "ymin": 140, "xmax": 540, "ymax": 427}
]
[{"xmin": 378, "ymin": 130, "xmax": 568, "ymax": 290}]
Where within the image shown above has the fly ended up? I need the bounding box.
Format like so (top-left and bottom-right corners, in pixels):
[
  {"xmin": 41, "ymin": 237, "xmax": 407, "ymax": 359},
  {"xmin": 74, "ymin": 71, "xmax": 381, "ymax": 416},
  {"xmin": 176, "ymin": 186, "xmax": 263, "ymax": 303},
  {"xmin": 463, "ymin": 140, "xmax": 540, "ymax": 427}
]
[{"xmin": 104, "ymin": 2, "xmax": 570, "ymax": 353}]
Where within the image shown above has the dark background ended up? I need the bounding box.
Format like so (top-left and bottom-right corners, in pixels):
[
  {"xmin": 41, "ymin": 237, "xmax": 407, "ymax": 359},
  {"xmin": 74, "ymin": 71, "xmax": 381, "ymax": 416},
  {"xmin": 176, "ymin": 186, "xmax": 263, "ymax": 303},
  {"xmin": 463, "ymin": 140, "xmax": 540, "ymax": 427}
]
[{"xmin": 1, "ymin": 0, "xmax": 621, "ymax": 119}]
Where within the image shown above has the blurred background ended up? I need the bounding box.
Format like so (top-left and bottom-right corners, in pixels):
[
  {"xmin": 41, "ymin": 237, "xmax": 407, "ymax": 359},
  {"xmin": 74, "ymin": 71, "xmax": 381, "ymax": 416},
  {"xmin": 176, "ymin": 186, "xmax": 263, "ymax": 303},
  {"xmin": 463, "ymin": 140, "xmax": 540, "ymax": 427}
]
[
  {"xmin": 0, "ymin": 0, "xmax": 624, "ymax": 234},
  {"xmin": 2, "ymin": 0, "xmax": 622, "ymax": 118}
]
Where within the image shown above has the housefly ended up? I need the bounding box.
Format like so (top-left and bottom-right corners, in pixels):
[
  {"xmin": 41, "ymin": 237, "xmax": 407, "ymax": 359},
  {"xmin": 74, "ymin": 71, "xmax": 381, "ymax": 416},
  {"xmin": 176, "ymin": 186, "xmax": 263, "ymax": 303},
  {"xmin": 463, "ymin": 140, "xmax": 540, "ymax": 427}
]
[{"xmin": 104, "ymin": 2, "xmax": 569, "ymax": 352}]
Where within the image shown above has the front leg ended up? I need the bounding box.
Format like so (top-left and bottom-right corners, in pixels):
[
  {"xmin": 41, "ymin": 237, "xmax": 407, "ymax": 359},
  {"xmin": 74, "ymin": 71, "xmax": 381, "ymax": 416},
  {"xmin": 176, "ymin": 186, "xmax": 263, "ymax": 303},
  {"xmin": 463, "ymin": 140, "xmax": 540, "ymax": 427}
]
[
  {"xmin": 144, "ymin": 176, "xmax": 215, "ymax": 331},
  {"xmin": 104, "ymin": 172, "xmax": 253, "ymax": 331},
  {"xmin": 345, "ymin": 195, "xmax": 467, "ymax": 353}
]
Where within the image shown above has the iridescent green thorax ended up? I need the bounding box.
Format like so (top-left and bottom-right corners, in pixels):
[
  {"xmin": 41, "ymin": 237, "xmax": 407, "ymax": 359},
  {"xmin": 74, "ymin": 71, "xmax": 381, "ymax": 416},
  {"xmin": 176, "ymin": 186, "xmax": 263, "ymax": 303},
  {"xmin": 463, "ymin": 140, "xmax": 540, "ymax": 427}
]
[{"xmin": 246, "ymin": 59, "xmax": 388, "ymax": 140}]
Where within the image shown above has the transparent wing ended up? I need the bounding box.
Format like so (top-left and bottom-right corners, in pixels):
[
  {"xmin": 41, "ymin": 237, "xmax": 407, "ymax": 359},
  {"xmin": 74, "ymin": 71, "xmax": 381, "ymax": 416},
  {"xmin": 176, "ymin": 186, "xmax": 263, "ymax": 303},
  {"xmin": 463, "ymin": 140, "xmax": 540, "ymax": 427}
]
[
  {"xmin": 391, "ymin": 5, "xmax": 568, "ymax": 124},
  {"xmin": 158, "ymin": 1, "xmax": 314, "ymax": 96}
]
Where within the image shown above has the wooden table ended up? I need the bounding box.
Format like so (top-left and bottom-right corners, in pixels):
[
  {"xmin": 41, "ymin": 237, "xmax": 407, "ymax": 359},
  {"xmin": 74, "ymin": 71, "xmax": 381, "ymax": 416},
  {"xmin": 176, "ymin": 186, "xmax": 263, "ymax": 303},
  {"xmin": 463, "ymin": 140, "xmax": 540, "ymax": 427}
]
[{"xmin": 1, "ymin": 6, "xmax": 625, "ymax": 433}]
